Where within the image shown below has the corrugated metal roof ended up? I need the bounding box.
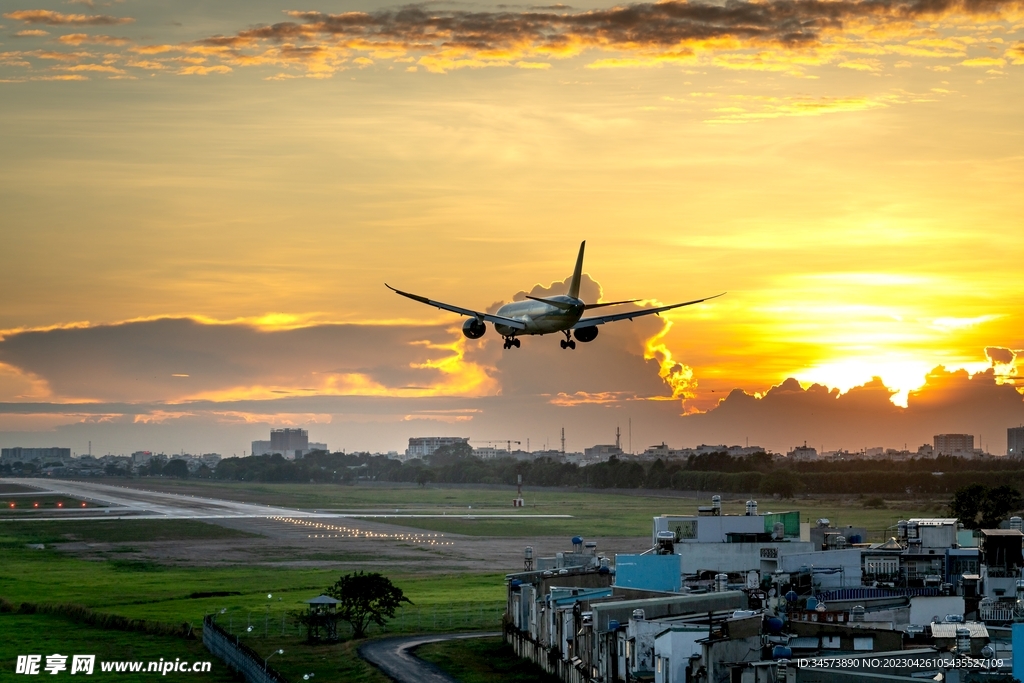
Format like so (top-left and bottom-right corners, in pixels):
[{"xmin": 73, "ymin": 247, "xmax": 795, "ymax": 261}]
[
  {"xmin": 930, "ymin": 622, "xmax": 988, "ymax": 638},
  {"xmin": 980, "ymin": 529, "xmax": 1024, "ymax": 536},
  {"xmin": 789, "ymin": 637, "xmax": 820, "ymax": 649}
]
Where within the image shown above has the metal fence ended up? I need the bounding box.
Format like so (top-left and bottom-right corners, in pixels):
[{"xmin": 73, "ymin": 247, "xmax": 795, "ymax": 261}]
[{"xmin": 203, "ymin": 615, "xmax": 289, "ymax": 683}]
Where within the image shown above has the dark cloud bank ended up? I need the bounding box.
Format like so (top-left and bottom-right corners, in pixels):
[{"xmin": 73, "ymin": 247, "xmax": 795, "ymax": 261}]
[{"xmin": 0, "ymin": 312, "xmax": 1021, "ymax": 456}]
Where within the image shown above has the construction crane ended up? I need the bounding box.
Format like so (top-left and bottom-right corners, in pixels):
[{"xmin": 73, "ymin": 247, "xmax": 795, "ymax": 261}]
[{"xmin": 472, "ymin": 439, "xmax": 522, "ymax": 453}]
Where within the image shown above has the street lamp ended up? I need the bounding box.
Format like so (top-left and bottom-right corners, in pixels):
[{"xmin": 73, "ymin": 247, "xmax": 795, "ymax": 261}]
[
  {"xmin": 303, "ymin": 674, "xmax": 315, "ymax": 681},
  {"xmin": 264, "ymin": 649, "xmax": 284, "ymax": 671}
]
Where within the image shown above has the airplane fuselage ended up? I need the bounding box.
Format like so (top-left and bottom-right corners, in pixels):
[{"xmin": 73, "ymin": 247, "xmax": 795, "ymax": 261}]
[{"xmin": 493, "ymin": 294, "xmax": 584, "ymax": 336}]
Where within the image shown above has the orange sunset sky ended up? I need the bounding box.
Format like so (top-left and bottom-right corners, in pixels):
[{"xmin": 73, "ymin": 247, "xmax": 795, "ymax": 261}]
[{"xmin": 1, "ymin": 0, "xmax": 1023, "ymax": 456}]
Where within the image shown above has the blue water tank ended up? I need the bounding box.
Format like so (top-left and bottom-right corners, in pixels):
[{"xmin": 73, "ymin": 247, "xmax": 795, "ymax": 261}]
[
  {"xmin": 766, "ymin": 617, "xmax": 784, "ymax": 634},
  {"xmin": 849, "ymin": 534, "xmax": 862, "ymax": 544},
  {"xmin": 772, "ymin": 646, "xmax": 792, "ymax": 659},
  {"xmin": 511, "ymin": 579, "xmax": 522, "ymax": 588},
  {"xmin": 598, "ymin": 566, "xmax": 610, "ymax": 574},
  {"xmin": 608, "ymin": 620, "xmax": 620, "ymax": 630},
  {"xmin": 572, "ymin": 536, "xmax": 584, "ymax": 545},
  {"xmin": 807, "ymin": 597, "xmax": 818, "ymax": 610},
  {"xmin": 785, "ymin": 591, "xmax": 799, "ymax": 602}
]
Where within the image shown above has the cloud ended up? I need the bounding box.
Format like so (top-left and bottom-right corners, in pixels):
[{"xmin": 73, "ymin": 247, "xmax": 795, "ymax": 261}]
[
  {"xmin": 986, "ymin": 346, "xmax": 1016, "ymax": 365},
  {"xmin": 678, "ymin": 367, "xmax": 1024, "ymax": 454},
  {"xmin": 13, "ymin": 29, "xmax": 49, "ymax": 37},
  {"xmin": 57, "ymin": 33, "xmax": 128, "ymax": 45},
  {"xmin": 67, "ymin": 0, "xmax": 1024, "ymax": 78},
  {"xmin": 0, "ymin": 317, "xmax": 498, "ymax": 403},
  {"xmin": 3, "ymin": 10, "xmax": 133, "ymax": 26}
]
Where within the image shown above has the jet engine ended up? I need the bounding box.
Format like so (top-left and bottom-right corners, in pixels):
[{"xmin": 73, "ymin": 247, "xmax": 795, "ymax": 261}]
[
  {"xmin": 462, "ymin": 318, "xmax": 487, "ymax": 339},
  {"xmin": 573, "ymin": 326, "xmax": 598, "ymax": 343}
]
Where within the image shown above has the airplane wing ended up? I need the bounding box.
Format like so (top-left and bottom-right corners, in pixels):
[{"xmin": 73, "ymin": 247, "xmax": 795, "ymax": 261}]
[
  {"xmin": 385, "ymin": 284, "xmax": 527, "ymax": 330},
  {"xmin": 572, "ymin": 293, "xmax": 725, "ymax": 329}
]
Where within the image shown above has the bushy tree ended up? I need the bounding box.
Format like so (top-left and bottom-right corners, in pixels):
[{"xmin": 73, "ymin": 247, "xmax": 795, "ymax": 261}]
[
  {"xmin": 949, "ymin": 483, "xmax": 1024, "ymax": 529},
  {"xmin": 327, "ymin": 572, "xmax": 412, "ymax": 638}
]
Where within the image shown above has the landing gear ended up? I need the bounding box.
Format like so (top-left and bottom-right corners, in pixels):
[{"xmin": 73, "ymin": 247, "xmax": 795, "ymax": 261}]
[
  {"xmin": 503, "ymin": 336, "xmax": 521, "ymax": 349},
  {"xmin": 560, "ymin": 332, "xmax": 576, "ymax": 350}
]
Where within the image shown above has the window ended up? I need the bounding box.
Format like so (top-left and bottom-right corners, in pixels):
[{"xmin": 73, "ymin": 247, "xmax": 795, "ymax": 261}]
[{"xmin": 853, "ymin": 637, "xmax": 874, "ymax": 651}]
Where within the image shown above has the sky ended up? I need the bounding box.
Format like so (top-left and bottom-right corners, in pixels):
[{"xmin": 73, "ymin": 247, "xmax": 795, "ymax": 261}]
[{"xmin": 1, "ymin": 0, "xmax": 1023, "ymax": 457}]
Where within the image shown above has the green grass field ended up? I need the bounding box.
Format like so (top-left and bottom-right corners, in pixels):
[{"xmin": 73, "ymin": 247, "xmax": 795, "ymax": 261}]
[
  {"xmin": 2, "ymin": 613, "xmax": 237, "ymax": 682},
  {"xmin": 417, "ymin": 636, "xmax": 561, "ymax": 683},
  {"xmin": 0, "ymin": 521, "xmax": 507, "ymax": 681}
]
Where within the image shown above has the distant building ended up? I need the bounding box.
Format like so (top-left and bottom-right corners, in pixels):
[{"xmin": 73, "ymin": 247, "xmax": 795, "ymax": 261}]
[
  {"xmin": 935, "ymin": 433, "xmax": 974, "ymax": 456},
  {"xmin": 405, "ymin": 436, "xmax": 469, "ymax": 460},
  {"xmin": 584, "ymin": 444, "xmax": 623, "ymax": 460},
  {"xmin": 787, "ymin": 444, "xmax": 818, "ymax": 461},
  {"xmin": 1, "ymin": 447, "xmax": 70, "ymax": 463},
  {"xmin": 251, "ymin": 428, "xmax": 327, "ymax": 459},
  {"xmin": 131, "ymin": 451, "xmax": 153, "ymax": 464},
  {"xmin": 1009, "ymin": 427, "xmax": 1024, "ymax": 457}
]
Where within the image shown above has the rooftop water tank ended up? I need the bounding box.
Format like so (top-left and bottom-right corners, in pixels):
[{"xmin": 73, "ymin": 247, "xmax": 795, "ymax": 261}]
[
  {"xmin": 772, "ymin": 646, "xmax": 792, "ymax": 660},
  {"xmin": 632, "ymin": 609, "xmax": 646, "ymax": 620},
  {"xmin": 956, "ymin": 627, "xmax": 971, "ymax": 653},
  {"xmin": 1011, "ymin": 516, "xmax": 1023, "ymax": 532},
  {"xmin": 806, "ymin": 597, "xmax": 818, "ymax": 611},
  {"xmin": 766, "ymin": 617, "xmax": 784, "ymax": 634},
  {"xmin": 852, "ymin": 605, "xmax": 865, "ymax": 622},
  {"xmin": 715, "ymin": 573, "xmax": 728, "ymax": 592},
  {"xmin": 897, "ymin": 520, "xmax": 908, "ymax": 539},
  {"xmin": 773, "ymin": 522, "xmax": 786, "ymax": 539},
  {"xmin": 746, "ymin": 500, "xmax": 758, "ymax": 516},
  {"xmin": 608, "ymin": 620, "xmax": 620, "ymax": 630},
  {"xmin": 524, "ymin": 546, "xmax": 533, "ymax": 559}
]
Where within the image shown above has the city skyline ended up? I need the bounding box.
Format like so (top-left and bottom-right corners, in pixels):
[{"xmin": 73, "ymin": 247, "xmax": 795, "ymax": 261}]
[{"xmin": 2, "ymin": 1, "xmax": 1023, "ymax": 456}]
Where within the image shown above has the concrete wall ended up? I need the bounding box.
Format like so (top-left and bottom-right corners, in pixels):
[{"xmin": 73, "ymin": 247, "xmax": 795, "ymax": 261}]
[{"xmin": 680, "ymin": 541, "xmax": 814, "ymax": 574}]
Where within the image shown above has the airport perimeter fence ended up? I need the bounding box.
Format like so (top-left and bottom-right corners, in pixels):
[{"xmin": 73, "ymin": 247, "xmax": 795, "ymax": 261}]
[
  {"xmin": 203, "ymin": 615, "xmax": 289, "ymax": 683},
  {"xmin": 219, "ymin": 601, "xmax": 507, "ymax": 639}
]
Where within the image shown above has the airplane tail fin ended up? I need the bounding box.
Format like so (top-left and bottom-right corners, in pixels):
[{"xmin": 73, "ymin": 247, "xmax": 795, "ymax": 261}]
[{"xmin": 568, "ymin": 241, "xmax": 586, "ymax": 299}]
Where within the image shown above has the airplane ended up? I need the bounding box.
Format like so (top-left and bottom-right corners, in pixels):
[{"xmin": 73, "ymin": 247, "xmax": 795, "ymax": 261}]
[{"xmin": 386, "ymin": 241, "xmax": 724, "ymax": 350}]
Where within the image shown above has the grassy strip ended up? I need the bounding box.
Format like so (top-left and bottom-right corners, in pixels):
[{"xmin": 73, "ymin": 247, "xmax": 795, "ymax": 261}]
[
  {"xmin": 7, "ymin": 600, "xmax": 194, "ymax": 638},
  {"xmin": 416, "ymin": 636, "xmax": 561, "ymax": 683},
  {"xmin": 0, "ymin": 519, "xmax": 258, "ymax": 546}
]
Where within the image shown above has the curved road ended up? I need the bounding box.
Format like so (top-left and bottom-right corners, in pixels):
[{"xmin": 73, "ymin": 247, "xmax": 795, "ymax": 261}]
[{"xmin": 359, "ymin": 632, "xmax": 501, "ymax": 683}]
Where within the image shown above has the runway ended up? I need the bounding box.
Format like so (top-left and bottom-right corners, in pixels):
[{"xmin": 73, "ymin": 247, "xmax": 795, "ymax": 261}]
[{"xmin": 0, "ymin": 478, "xmax": 571, "ymax": 522}]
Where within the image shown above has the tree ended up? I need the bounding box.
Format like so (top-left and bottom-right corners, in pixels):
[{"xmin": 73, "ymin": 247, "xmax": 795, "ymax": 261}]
[
  {"xmin": 981, "ymin": 485, "xmax": 1024, "ymax": 529},
  {"xmin": 760, "ymin": 471, "xmax": 797, "ymax": 499},
  {"xmin": 949, "ymin": 483, "xmax": 1024, "ymax": 529},
  {"xmin": 327, "ymin": 572, "xmax": 412, "ymax": 638},
  {"xmin": 162, "ymin": 459, "xmax": 190, "ymax": 478}
]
